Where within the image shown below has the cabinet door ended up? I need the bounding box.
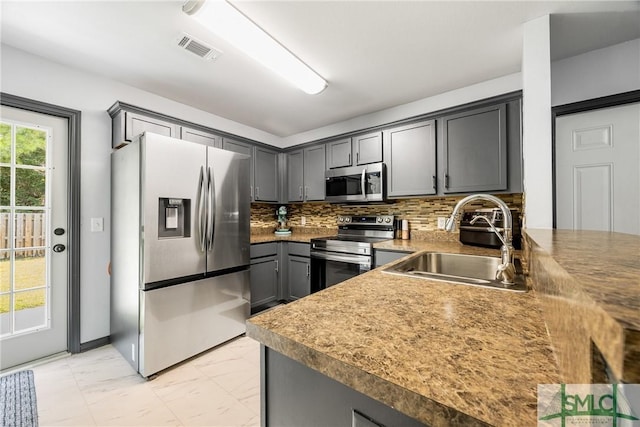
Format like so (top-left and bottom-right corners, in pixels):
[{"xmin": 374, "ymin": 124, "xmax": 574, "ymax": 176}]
[
  {"xmin": 180, "ymin": 126, "xmax": 222, "ymax": 148},
  {"xmin": 354, "ymin": 131, "xmax": 382, "ymax": 165},
  {"xmin": 125, "ymin": 112, "xmax": 178, "ymax": 142},
  {"xmin": 254, "ymin": 147, "xmax": 279, "ymax": 202},
  {"xmin": 223, "ymin": 138, "xmax": 254, "ymax": 201},
  {"xmin": 287, "ymin": 256, "xmax": 310, "ymax": 301},
  {"xmin": 250, "ymin": 257, "xmax": 279, "ymax": 309},
  {"xmin": 441, "ymin": 104, "xmax": 507, "ymax": 193},
  {"xmin": 287, "ymin": 150, "xmax": 304, "ymax": 202},
  {"xmin": 303, "ymin": 145, "xmax": 325, "ymax": 201},
  {"xmin": 326, "ymin": 138, "xmax": 352, "ymax": 168},
  {"xmin": 383, "ymin": 120, "xmax": 436, "ymax": 198}
]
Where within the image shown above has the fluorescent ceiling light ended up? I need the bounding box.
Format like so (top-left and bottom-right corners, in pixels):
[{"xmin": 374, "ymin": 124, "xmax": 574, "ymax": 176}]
[{"xmin": 183, "ymin": 0, "xmax": 328, "ymax": 95}]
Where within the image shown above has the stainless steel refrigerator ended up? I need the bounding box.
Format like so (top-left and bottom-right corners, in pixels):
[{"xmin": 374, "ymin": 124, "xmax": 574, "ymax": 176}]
[{"xmin": 111, "ymin": 132, "xmax": 250, "ymax": 377}]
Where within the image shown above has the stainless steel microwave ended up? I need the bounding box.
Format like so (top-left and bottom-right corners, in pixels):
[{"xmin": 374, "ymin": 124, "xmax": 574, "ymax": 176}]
[{"xmin": 325, "ymin": 162, "xmax": 386, "ymax": 203}]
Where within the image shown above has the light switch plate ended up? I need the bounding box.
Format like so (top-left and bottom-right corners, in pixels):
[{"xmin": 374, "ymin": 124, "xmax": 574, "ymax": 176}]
[
  {"xmin": 437, "ymin": 217, "xmax": 447, "ymax": 230},
  {"xmin": 301, "ymin": 216, "xmax": 306, "ymax": 226},
  {"xmin": 91, "ymin": 217, "xmax": 104, "ymax": 232}
]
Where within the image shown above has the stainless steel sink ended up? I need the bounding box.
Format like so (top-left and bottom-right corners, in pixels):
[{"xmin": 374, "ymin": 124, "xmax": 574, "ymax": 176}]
[{"xmin": 381, "ymin": 252, "xmax": 527, "ymax": 292}]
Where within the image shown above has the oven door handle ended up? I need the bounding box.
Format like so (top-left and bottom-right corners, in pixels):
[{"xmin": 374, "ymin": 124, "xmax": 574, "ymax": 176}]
[
  {"xmin": 361, "ymin": 168, "xmax": 366, "ymax": 198},
  {"xmin": 311, "ymin": 251, "xmax": 371, "ymax": 267}
]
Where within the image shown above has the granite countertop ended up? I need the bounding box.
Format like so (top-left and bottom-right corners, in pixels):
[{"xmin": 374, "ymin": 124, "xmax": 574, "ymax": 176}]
[
  {"xmin": 250, "ymin": 227, "xmax": 335, "ymax": 244},
  {"xmin": 247, "ymin": 242, "xmax": 560, "ymax": 426},
  {"xmin": 526, "ymin": 229, "xmax": 639, "ymax": 331},
  {"xmin": 525, "ymin": 229, "xmax": 640, "ymax": 383}
]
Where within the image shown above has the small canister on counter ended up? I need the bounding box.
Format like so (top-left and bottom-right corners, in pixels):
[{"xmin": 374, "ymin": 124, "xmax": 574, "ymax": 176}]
[
  {"xmin": 394, "ymin": 219, "xmax": 403, "ymax": 239},
  {"xmin": 401, "ymin": 219, "xmax": 409, "ymax": 240}
]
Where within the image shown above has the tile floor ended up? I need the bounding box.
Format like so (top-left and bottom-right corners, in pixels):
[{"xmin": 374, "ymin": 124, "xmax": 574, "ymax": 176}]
[{"xmin": 29, "ymin": 336, "xmax": 261, "ymax": 426}]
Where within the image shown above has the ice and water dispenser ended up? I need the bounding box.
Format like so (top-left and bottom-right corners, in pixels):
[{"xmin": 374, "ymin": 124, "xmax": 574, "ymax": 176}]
[{"xmin": 158, "ymin": 198, "xmax": 191, "ymax": 238}]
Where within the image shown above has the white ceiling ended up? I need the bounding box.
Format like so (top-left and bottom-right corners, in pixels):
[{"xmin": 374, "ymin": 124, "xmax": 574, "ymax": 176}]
[{"xmin": 1, "ymin": 1, "xmax": 639, "ymax": 139}]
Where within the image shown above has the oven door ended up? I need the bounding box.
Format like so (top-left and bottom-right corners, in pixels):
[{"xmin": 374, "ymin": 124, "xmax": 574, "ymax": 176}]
[{"xmin": 310, "ymin": 250, "xmax": 371, "ymax": 293}]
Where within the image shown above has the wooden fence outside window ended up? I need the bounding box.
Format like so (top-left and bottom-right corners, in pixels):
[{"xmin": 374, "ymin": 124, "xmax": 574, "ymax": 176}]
[{"xmin": 0, "ymin": 213, "xmax": 46, "ymax": 260}]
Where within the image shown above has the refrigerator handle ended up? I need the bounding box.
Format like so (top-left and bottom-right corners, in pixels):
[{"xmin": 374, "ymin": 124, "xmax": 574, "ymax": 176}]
[
  {"xmin": 207, "ymin": 166, "xmax": 216, "ymax": 251},
  {"xmin": 196, "ymin": 166, "xmax": 206, "ymax": 252}
]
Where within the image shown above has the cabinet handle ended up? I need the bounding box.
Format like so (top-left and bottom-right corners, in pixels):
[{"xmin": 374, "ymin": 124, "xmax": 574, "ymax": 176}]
[
  {"xmin": 275, "ymin": 260, "xmax": 279, "ymax": 273},
  {"xmin": 432, "ymin": 175, "xmax": 437, "ymax": 190},
  {"xmin": 444, "ymin": 174, "xmax": 449, "ymax": 189},
  {"xmin": 306, "ymin": 263, "xmax": 310, "ymax": 277},
  {"xmin": 255, "ymin": 186, "xmax": 260, "ymax": 199},
  {"xmin": 250, "ymin": 185, "xmax": 254, "ymax": 200},
  {"xmin": 348, "ymin": 153, "xmax": 351, "ymax": 164},
  {"xmin": 304, "ymin": 186, "xmax": 309, "ymax": 200},
  {"xmin": 299, "ymin": 186, "xmax": 303, "ymax": 200},
  {"xmin": 356, "ymin": 152, "xmax": 359, "ymax": 164}
]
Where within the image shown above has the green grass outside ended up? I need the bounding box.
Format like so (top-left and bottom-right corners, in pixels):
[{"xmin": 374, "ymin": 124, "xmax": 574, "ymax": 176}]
[{"xmin": 0, "ymin": 257, "xmax": 46, "ymax": 313}]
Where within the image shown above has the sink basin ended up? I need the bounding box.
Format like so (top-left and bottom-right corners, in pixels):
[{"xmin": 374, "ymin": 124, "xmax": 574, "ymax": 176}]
[{"xmin": 381, "ymin": 252, "xmax": 527, "ymax": 292}]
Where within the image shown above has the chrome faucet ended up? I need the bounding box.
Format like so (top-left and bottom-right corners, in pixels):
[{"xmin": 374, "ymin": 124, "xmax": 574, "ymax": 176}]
[{"xmin": 445, "ymin": 194, "xmax": 516, "ymax": 284}]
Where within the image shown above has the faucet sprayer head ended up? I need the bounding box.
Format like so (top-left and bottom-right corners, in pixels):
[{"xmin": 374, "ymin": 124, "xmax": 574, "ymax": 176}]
[{"xmin": 444, "ymin": 215, "xmax": 457, "ymax": 232}]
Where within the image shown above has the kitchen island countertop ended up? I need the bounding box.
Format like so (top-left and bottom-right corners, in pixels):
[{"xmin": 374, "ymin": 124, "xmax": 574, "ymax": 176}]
[{"xmin": 247, "ymin": 240, "xmax": 560, "ymax": 426}]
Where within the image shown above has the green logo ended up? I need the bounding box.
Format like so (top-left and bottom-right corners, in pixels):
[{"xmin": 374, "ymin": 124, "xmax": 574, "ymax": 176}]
[{"xmin": 538, "ymin": 384, "xmax": 640, "ymax": 427}]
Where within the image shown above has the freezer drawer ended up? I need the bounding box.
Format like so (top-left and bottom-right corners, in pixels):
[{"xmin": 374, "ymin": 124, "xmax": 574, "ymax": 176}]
[{"xmin": 139, "ymin": 269, "xmax": 249, "ymax": 377}]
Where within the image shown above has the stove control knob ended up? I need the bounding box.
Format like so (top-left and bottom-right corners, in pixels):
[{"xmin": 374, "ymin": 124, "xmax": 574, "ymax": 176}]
[
  {"xmin": 338, "ymin": 217, "xmax": 344, "ymax": 223},
  {"xmin": 385, "ymin": 217, "xmax": 391, "ymax": 223},
  {"xmin": 345, "ymin": 217, "xmax": 351, "ymax": 223},
  {"xmin": 377, "ymin": 217, "xmax": 383, "ymax": 223}
]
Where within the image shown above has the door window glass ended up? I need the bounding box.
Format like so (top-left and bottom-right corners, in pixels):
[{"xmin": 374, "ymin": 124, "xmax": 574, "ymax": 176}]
[{"xmin": 0, "ymin": 121, "xmax": 50, "ymax": 337}]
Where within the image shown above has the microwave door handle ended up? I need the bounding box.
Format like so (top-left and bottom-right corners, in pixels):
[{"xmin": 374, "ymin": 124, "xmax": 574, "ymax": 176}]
[
  {"xmin": 207, "ymin": 166, "xmax": 215, "ymax": 251},
  {"xmin": 361, "ymin": 168, "xmax": 366, "ymax": 198},
  {"xmin": 196, "ymin": 166, "xmax": 206, "ymax": 252}
]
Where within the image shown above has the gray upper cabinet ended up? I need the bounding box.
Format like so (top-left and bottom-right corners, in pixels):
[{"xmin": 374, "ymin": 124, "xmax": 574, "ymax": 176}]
[
  {"xmin": 326, "ymin": 138, "xmax": 352, "ymax": 168},
  {"xmin": 287, "ymin": 145, "xmax": 325, "ymax": 202},
  {"xmin": 287, "ymin": 150, "xmax": 305, "ymax": 202},
  {"xmin": 303, "ymin": 145, "xmax": 325, "ymax": 201},
  {"xmin": 110, "ymin": 107, "xmax": 178, "ymax": 148},
  {"xmin": 180, "ymin": 126, "xmax": 222, "ymax": 148},
  {"xmin": 383, "ymin": 120, "xmax": 437, "ymax": 198},
  {"xmin": 440, "ymin": 104, "xmax": 507, "ymax": 193},
  {"xmin": 353, "ymin": 131, "xmax": 382, "ymax": 165},
  {"xmin": 254, "ymin": 146, "xmax": 279, "ymax": 202}
]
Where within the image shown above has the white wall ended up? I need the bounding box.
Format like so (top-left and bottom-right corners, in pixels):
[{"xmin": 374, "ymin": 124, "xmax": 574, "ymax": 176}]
[
  {"xmin": 0, "ymin": 44, "xmax": 279, "ymax": 343},
  {"xmin": 522, "ymin": 15, "xmax": 553, "ymax": 229},
  {"xmin": 551, "ymin": 38, "xmax": 640, "ymax": 107},
  {"xmin": 282, "ymin": 73, "xmax": 522, "ymax": 147}
]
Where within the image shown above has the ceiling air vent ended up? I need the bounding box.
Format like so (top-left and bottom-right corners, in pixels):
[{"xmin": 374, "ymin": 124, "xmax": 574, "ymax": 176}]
[{"xmin": 177, "ymin": 33, "xmax": 222, "ymax": 61}]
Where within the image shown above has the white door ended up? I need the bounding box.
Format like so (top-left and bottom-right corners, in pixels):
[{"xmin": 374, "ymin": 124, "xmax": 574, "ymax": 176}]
[
  {"xmin": 0, "ymin": 106, "xmax": 68, "ymax": 370},
  {"xmin": 556, "ymin": 102, "xmax": 640, "ymax": 235}
]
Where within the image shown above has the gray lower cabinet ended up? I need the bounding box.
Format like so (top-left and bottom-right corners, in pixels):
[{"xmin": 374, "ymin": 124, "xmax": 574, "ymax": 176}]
[
  {"xmin": 374, "ymin": 250, "xmax": 410, "ymax": 268},
  {"xmin": 287, "ymin": 256, "xmax": 310, "ymax": 300},
  {"xmin": 440, "ymin": 103, "xmax": 507, "ymax": 193},
  {"xmin": 383, "ymin": 120, "xmax": 437, "ymax": 198},
  {"xmin": 353, "ymin": 131, "xmax": 382, "ymax": 165},
  {"xmin": 180, "ymin": 126, "xmax": 222, "ymax": 148},
  {"xmin": 287, "ymin": 145, "xmax": 325, "ymax": 202},
  {"xmin": 250, "ymin": 243, "xmax": 280, "ymax": 312},
  {"xmin": 284, "ymin": 242, "xmax": 311, "ymax": 301},
  {"xmin": 263, "ymin": 347, "xmax": 428, "ymax": 427}
]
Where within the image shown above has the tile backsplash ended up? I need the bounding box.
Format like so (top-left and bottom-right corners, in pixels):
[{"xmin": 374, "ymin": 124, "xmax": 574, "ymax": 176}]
[{"xmin": 251, "ymin": 193, "xmax": 523, "ymax": 232}]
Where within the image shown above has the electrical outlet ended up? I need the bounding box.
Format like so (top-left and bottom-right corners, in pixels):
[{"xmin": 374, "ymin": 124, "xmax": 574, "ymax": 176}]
[
  {"xmin": 301, "ymin": 216, "xmax": 306, "ymax": 226},
  {"xmin": 91, "ymin": 217, "xmax": 104, "ymax": 232},
  {"xmin": 437, "ymin": 217, "xmax": 447, "ymax": 230}
]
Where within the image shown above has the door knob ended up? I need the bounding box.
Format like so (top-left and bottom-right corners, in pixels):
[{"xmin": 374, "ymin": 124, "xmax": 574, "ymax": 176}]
[
  {"xmin": 53, "ymin": 244, "xmax": 66, "ymax": 253},
  {"xmin": 54, "ymin": 228, "xmax": 65, "ymax": 236}
]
